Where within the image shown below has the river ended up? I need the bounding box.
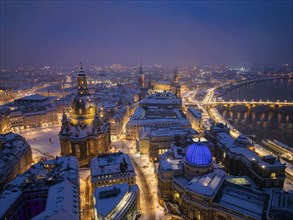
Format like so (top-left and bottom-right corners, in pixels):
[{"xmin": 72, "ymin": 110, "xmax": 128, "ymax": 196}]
[{"xmin": 217, "ymin": 78, "xmax": 293, "ymax": 147}]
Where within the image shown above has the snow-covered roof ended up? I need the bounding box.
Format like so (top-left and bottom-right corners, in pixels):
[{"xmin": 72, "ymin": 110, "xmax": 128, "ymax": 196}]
[
  {"xmin": 216, "ymin": 183, "xmax": 267, "ymax": 219},
  {"xmin": 16, "ymin": 94, "xmax": 48, "ymax": 101},
  {"xmin": 268, "ymin": 188, "xmax": 293, "ymax": 219},
  {"xmin": 0, "ymin": 133, "xmax": 31, "ymax": 185},
  {"xmin": 187, "ymin": 107, "xmax": 202, "ymax": 118},
  {"xmin": 0, "ymin": 156, "xmax": 79, "ymax": 219},
  {"xmin": 150, "ymin": 127, "xmax": 197, "ymax": 137},
  {"xmin": 0, "ymin": 189, "xmax": 22, "ymax": 217},
  {"xmin": 140, "ymin": 127, "xmax": 197, "ymax": 140},
  {"xmin": 91, "ymin": 152, "xmax": 136, "ymax": 177},
  {"xmin": 140, "ymin": 92, "xmax": 181, "ymax": 105},
  {"xmin": 184, "ymin": 169, "xmax": 226, "ymax": 197},
  {"xmin": 128, "ymin": 107, "xmax": 190, "ymax": 126},
  {"xmin": 94, "ymin": 183, "xmax": 139, "ymax": 219},
  {"xmin": 160, "ymin": 159, "xmax": 183, "ymax": 172},
  {"xmin": 216, "ymin": 132, "xmax": 285, "ymax": 168},
  {"xmin": 32, "ymin": 179, "xmax": 79, "ymax": 220}
]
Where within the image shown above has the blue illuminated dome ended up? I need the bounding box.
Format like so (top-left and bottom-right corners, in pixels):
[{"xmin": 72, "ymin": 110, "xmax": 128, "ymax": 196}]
[{"xmin": 185, "ymin": 143, "xmax": 212, "ymax": 166}]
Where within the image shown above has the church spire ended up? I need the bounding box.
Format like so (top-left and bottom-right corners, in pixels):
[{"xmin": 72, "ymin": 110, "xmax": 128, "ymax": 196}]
[
  {"xmin": 138, "ymin": 62, "xmax": 145, "ymax": 88},
  {"xmin": 79, "ymin": 62, "xmax": 84, "ymax": 73},
  {"xmin": 173, "ymin": 66, "xmax": 179, "ymax": 85},
  {"xmin": 139, "ymin": 61, "xmax": 143, "ymax": 75},
  {"xmin": 77, "ymin": 62, "xmax": 89, "ymax": 95}
]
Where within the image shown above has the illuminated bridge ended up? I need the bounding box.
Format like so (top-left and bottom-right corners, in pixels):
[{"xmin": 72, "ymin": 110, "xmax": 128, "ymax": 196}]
[{"xmin": 201, "ymin": 100, "xmax": 293, "ymax": 110}]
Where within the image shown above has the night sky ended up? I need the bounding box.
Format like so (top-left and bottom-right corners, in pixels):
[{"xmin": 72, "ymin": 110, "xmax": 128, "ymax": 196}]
[{"xmin": 1, "ymin": 1, "xmax": 292, "ymax": 67}]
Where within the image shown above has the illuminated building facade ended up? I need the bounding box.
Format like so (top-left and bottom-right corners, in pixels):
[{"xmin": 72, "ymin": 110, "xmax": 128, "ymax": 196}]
[
  {"xmin": 90, "ymin": 152, "xmax": 136, "ymax": 189},
  {"xmin": 157, "ymin": 143, "xmax": 293, "ymax": 220},
  {"xmin": 186, "ymin": 107, "xmax": 203, "ymax": 132},
  {"xmin": 0, "ymin": 107, "xmax": 10, "ymax": 134},
  {"xmin": 153, "ymin": 68, "xmax": 181, "ymax": 97},
  {"xmin": 137, "ymin": 126, "xmax": 198, "ymax": 161},
  {"xmin": 126, "ymin": 107, "xmax": 190, "ymax": 140},
  {"xmin": 9, "ymin": 107, "xmax": 58, "ymax": 130},
  {"xmin": 59, "ymin": 64, "xmax": 111, "ymax": 167},
  {"xmin": 108, "ymin": 107, "xmax": 127, "ymax": 140},
  {"xmin": 139, "ymin": 92, "xmax": 182, "ymax": 110},
  {"xmin": 126, "ymin": 92, "xmax": 188, "ymax": 140},
  {"xmin": 205, "ymin": 123, "xmax": 286, "ymax": 188}
]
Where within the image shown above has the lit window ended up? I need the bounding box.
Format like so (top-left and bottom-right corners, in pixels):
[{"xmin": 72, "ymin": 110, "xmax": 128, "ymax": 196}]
[
  {"xmin": 174, "ymin": 191, "xmax": 180, "ymax": 199},
  {"xmin": 271, "ymin": 172, "xmax": 276, "ymax": 178}
]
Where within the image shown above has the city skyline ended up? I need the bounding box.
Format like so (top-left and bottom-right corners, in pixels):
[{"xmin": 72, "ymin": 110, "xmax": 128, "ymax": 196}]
[{"xmin": 1, "ymin": 1, "xmax": 292, "ymax": 68}]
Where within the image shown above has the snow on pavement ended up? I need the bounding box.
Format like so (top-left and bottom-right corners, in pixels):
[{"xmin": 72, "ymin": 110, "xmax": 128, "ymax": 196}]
[{"xmin": 16, "ymin": 125, "xmax": 61, "ymax": 159}]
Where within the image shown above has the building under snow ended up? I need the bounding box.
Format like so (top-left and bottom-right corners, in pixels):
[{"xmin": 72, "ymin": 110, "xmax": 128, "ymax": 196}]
[
  {"xmin": 0, "ymin": 132, "xmax": 33, "ymax": 190},
  {"xmin": 90, "ymin": 152, "xmax": 136, "ymax": 190},
  {"xmin": 157, "ymin": 142, "xmax": 293, "ymax": 219},
  {"xmin": 137, "ymin": 126, "xmax": 198, "ymax": 161},
  {"xmin": 205, "ymin": 123, "xmax": 286, "ymax": 188},
  {"xmin": 93, "ymin": 183, "xmax": 140, "ymax": 220},
  {"xmin": 59, "ymin": 64, "xmax": 111, "ymax": 167},
  {"xmin": 0, "ymin": 156, "xmax": 80, "ymax": 220}
]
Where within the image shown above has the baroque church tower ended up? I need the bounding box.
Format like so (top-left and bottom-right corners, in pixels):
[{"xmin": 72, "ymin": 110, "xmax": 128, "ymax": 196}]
[
  {"xmin": 171, "ymin": 67, "xmax": 181, "ymax": 97},
  {"xmin": 59, "ymin": 63, "xmax": 111, "ymax": 167}
]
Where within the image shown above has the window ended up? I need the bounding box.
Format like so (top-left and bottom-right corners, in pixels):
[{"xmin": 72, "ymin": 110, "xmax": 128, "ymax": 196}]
[{"xmin": 271, "ymin": 172, "xmax": 276, "ymax": 178}]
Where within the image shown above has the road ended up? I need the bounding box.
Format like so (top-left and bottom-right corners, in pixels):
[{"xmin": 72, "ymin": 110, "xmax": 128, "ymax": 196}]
[
  {"xmin": 113, "ymin": 139, "xmax": 166, "ymax": 220},
  {"xmin": 31, "ymin": 147, "xmax": 55, "ymax": 159},
  {"xmin": 130, "ymin": 156, "xmax": 156, "ymax": 220}
]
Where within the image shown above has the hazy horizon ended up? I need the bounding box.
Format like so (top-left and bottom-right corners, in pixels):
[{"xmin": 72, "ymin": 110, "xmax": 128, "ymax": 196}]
[{"xmin": 1, "ymin": 1, "xmax": 292, "ymax": 68}]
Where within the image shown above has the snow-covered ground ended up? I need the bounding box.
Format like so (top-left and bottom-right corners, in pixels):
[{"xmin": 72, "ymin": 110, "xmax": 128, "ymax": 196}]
[
  {"xmin": 79, "ymin": 168, "xmax": 91, "ymax": 180},
  {"xmin": 112, "ymin": 138, "xmax": 167, "ymax": 220},
  {"xmin": 284, "ymin": 178, "xmax": 293, "ymax": 192},
  {"xmin": 16, "ymin": 125, "xmax": 61, "ymax": 161}
]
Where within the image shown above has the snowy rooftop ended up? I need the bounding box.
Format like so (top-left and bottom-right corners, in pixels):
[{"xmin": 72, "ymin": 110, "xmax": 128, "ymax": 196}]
[
  {"xmin": 0, "ymin": 133, "xmax": 31, "ymax": 183},
  {"xmin": 210, "ymin": 123, "xmax": 230, "ymax": 133},
  {"xmin": 216, "ymin": 132, "xmax": 285, "ymax": 168},
  {"xmin": 0, "ymin": 156, "xmax": 79, "ymax": 218},
  {"xmin": 268, "ymin": 188, "xmax": 293, "ymax": 219},
  {"xmin": 128, "ymin": 107, "xmax": 189, "ymax": 125},
  {"xmin": 16, "ymin": 94, "xmax": 48, "ymax": 101},
  {"xmin": 159, "ymin": 145, "xmax": 187, "ymax": 172},
  {"xmin": 0, "ymin": 189, "xmax": 22, "ymax": 217},
  {"xmin": 155, "ymin": 80, "xmax": 172, "ymax": 85},
  {"xmin": 140, "ymin": 95, "xmax": 181, "ymax": 105},
  {"xmin": 94, "ymin": 183, "xmax": 139, "ymax": 219},
  {"xmin": 150, "ymin": 127, "xmax": 197, "ymax": 137},
  {"xmin": 60, "ymin": 122, "xmax": 109, "ymax": 140},
  {"xmin": 91, "ymin": 152, "xmax": 136, "ymax": 177},
  {"xmin": 187, "ymin": 107, "xmax": 202, "ymax": 118},
  {"xmin": 216, "ymin": 183, "xmax": 267, "ymax": 219},
  {"xmin": 32, "ymin": 179, "xmax": 80, "ymax": 220},
  {"xmin": 160, "ymin": 158, "xmax": 183, "ymax": 172},
  {"xmin": 139, "ymin": 127, "xmax": 196, "ymax": 141},
  {"xmin": 184, "ymin": 169, "xmax": 226, "ymax": 197}
]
